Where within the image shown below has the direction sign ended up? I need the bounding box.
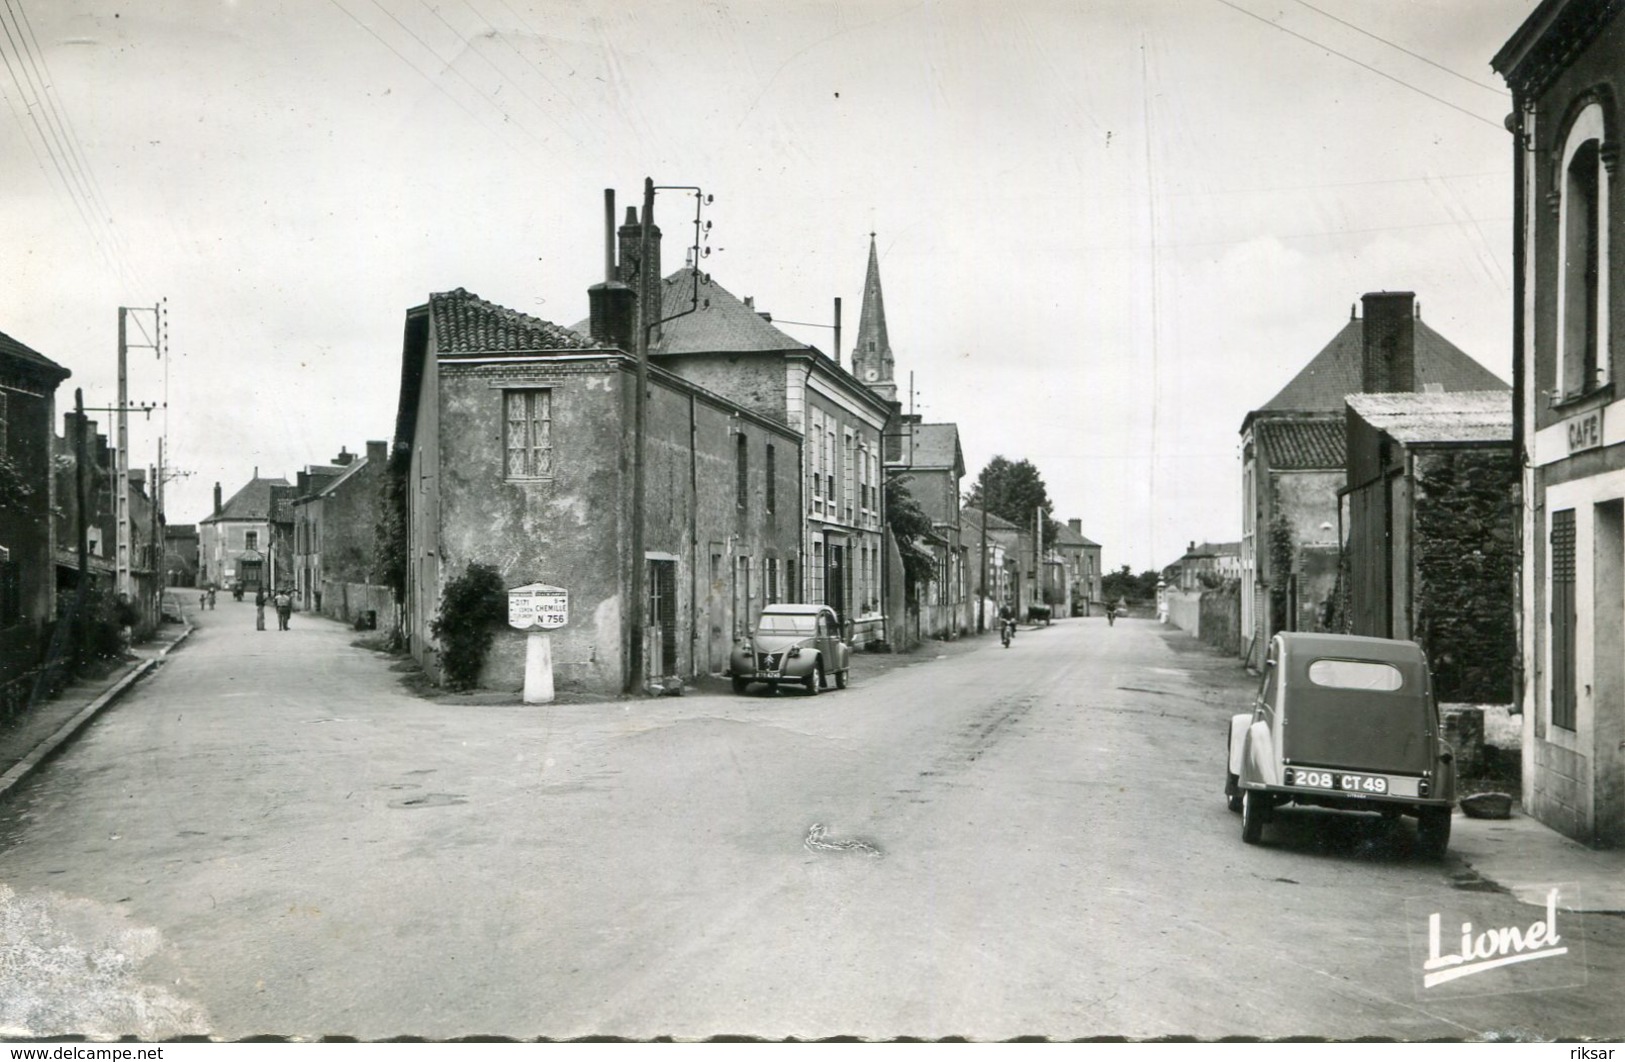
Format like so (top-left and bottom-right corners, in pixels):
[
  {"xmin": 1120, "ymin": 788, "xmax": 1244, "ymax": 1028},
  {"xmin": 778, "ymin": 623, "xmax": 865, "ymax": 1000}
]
[{"xmin": 508, "ymin": 582, "xmax": 568, "ymax": 630}]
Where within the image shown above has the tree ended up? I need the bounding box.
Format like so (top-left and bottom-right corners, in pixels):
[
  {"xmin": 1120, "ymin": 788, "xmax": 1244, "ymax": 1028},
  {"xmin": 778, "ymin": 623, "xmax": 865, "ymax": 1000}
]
[
  {"xmin": 967, "ymin": 455, "xmax": 1059, "ymax": 548},
  {"xmin": 1101, "ymin": 564, "xmax": 1160, "ymax": 604},
  {"xmin": 885, "ymin": 475, "xmax": 938, "ymax": 606}
]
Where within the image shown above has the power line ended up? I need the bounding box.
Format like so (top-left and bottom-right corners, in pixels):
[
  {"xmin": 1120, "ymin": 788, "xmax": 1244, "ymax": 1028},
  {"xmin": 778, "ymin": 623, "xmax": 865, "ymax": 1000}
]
[
  {"xmin": 1210, "ymin": 0, "xmax": 1505, "ymax": 132},
  {"xmin": 1287, "ymin": 0, "xmax": 1508, "ymax": 98}
]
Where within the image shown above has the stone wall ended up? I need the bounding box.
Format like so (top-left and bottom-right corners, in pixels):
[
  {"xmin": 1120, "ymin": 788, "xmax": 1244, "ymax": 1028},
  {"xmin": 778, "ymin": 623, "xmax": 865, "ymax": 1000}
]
[{"xmin": 1413, "ymin": 448, "xmax": 1516, "ymax": 703}]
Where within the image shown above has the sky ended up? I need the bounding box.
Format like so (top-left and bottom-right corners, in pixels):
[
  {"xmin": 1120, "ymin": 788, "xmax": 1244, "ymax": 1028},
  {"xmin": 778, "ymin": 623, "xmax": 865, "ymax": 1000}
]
[{"xmin": 2, "ymin": 0, "xmax": 1531, "ymax": 572}]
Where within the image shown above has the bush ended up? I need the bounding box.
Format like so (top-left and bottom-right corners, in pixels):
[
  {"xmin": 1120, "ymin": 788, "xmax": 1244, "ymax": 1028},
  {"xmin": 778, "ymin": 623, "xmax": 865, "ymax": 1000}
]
[{"xmin": 430, "ymin": 563, "xmax": 506, "ymax": 691}]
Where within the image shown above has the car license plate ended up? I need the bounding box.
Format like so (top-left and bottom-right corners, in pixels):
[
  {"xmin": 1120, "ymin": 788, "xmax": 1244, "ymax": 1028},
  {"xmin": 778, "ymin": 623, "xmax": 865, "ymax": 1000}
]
[{"xmin": 1285, "ymin": 768, "xmax": 1388, "ymax": 794}]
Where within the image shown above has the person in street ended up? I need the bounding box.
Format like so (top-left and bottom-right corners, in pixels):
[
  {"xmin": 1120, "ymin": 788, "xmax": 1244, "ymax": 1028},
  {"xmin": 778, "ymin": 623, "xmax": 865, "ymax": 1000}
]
[
  {"xmin": 1106, "ymin": 602, "xmax": 1116, "ymax": 626},
  {"xmin": 998, "ymin": 602, "xmax": 1016, "ymax": 645},
  {"xmin": 207, "ymin": 587, "xmax": 216, "ymax": 610},
  {"xmin": 255, "ymin": 587, "xmax": 267, "ymax": 631},
  {"xmin": 274, "ymin": 587, "xmax": 293, "ymax": 631}
]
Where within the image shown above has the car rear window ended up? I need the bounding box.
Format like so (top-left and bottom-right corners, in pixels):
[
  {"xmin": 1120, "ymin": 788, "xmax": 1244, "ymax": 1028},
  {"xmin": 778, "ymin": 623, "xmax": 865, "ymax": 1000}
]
[
  {"xmin": 1307, "ymin": 659, "xmax": 1404, "ymax": 691},
  {"xmin": 757, "ymin": 614, "xmax": 816, "ymax": 634}
]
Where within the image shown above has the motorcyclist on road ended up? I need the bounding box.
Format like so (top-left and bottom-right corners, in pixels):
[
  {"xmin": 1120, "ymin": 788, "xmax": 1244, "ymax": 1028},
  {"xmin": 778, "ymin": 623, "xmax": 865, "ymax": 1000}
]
[{"xmin": 998, "ymin": 603, "xmax": 1017, "ymax": 645}]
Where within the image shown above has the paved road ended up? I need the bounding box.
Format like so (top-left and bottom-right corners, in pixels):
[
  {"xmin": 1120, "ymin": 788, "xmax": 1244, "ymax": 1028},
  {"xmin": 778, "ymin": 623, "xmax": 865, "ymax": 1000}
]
[{"xmin": 0, "ymin": 602, "xmax": 1619, "ymax": 1039}]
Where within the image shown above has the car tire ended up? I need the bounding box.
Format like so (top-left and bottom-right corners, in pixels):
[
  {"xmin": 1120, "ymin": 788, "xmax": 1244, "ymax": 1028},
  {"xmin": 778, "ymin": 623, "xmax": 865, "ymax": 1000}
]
[
  {"xmin": 731, "ymin": 676, "xmax": 748, "ymax": 695},
  {"xmin": 1241, "ymin": 790, "xmax": 1270, "ymax": 844},
  {"xmin": 1226, "ymin": 773, "xmax": 1243, "ymax": 813},
  {"xmin": 805, "ymin": 661, "xmax": 821, "ymax": 695},
  {"xmin": 835, "ymin": 668, "xmax": 848, "ymax": 690},
  {"xmin": 1416, "ymin": 806, "xmax": 1451, "ymax": 860}
]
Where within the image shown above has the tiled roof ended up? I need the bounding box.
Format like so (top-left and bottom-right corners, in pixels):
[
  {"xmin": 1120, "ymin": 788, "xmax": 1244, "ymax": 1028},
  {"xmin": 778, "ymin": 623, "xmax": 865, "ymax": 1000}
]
[
  {"xmin": 0, "ymin": 327, "xmax": 71, "ymax": 382},
  {"xmin": 430, "ymin": 288, "xmax": 593, "ymax": 354},
  {"xmin": 1255, "ymin": 417, "xmax": 1345, "ymax": 470},
  {"xmin": 1347, "ymin": 391, "xmax": 1512, "ymax": 445},
  {"xmin": 1257, "ymin": 318, "xmax": 1507, "ymax": 415},
  {"xmin": 651, "ymin": 270, "xmax": 812, "ymax": 355},
  {"xmin": 893, "ymin": 423, "xmax": 964, "ymax": 475},
  {"xmin": 200, "ymin": 476, "xmax": 292, "ymax": 523},
  {"xmin": 1053, "ymin": 523, "xmax": 1099, "ymax": 548}
]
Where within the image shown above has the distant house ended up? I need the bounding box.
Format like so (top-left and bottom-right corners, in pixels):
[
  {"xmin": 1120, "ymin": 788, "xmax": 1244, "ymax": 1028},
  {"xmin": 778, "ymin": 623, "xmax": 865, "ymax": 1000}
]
[
  {"xmin": 164, "ymin": 524, "xmax": 199, "ymax": 587},
  {"xmin": 292, "ymin": 443, "xmax": 387, "ymax": 622},
  {"xmin": 1053, "ymin": 519, "xmax": 1102, "ymax": 615},
  {"xmin": 396, "ymin": 286, "xmax": 801, "ymax": 694},
  {"xmin": 1342, "ymin": 391, "xmax": 1515, "ymax": 703},
  {"xmin": 961, "ymin": 506, "xmax": 1020, "ymax": 629},
  {"xmin": 886, "ymin": 416, "xmax": 969, "ymax": 640},
  {"xmin": 1163, "ymin": 540, "xmax": 1241, "ymax": 593},
  {"xmin": 1494, "ymin": 0, "xmax": 1625, "ymax": 845},
  {"xmin": 1239, "ymin": 292, "xmax": 1508, "ymax": 668},
  {"xmin": 0, "ymin": 328, "xmax": 70, "ymax": 701},
  {"xmin": 198, "ymin": 473, "xmax": 292, "ymax": 592}
]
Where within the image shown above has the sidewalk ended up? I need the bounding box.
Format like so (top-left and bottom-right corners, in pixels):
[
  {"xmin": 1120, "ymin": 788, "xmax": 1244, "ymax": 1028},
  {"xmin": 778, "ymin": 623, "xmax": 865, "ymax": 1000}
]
[
  {"xmin": 1452, "ymin": 807, "xmax": 1625, "ymax": 912},
  {"xmin": 0, "ymin": 607, "xmax": 193, "ymax": 802}
]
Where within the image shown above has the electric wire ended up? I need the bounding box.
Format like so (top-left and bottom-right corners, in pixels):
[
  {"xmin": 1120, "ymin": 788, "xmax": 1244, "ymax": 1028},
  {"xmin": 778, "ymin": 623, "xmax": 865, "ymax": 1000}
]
[
  {"xmin": 1210, "ymin": 0, "xmax": 1505, "ymax": 132},
  {"xmin": 11, "ymin": 0, "xmax": 142, "ymax": 280},
  {"xmin": 1287, "ymin": 0, "xmax": 1509, "ymax": 98}
]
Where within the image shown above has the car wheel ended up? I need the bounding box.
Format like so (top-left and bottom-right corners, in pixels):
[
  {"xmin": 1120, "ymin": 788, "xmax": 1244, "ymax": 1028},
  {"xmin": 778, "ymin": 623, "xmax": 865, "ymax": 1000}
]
[
  {"xmin": 1241, "ymin": 790, "xmax": 1270, "ymax": 844},
  {"xmin": 1226, "ymin": 773, "xmax": 1243, "ymax": 813},
  {"xmin": 805, "ymin": 661, "xmax": 821, "ymax": 695},
  {"xmin": 1416, "ymin": 806, "xmax": 1451, "ymax": 860},
  {"xmin": 731, "ymin": 676, "xmax": 749, "ymax": 695},
  {"xmin": 835, "ymin": 667, "xmax": 848, "ymax": 690}
]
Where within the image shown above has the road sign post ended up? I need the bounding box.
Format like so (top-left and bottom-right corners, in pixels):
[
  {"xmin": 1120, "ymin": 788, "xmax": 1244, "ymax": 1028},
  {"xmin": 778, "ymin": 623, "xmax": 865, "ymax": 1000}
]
[{"xmin": 508, "ymin": 583, "xmax": 567, "ymax": 705}]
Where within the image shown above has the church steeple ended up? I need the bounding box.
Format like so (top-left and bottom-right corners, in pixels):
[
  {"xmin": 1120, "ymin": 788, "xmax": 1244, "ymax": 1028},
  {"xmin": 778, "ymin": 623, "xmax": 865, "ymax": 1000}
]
[{"xmin": 851, "ymin": 233, "xmax": 896, "ymax": 401}]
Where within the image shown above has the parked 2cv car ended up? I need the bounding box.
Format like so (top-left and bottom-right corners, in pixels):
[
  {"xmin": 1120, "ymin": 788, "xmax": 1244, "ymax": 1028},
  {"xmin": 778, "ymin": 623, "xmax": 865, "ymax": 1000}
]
[
  {"xmin": 729, "ymin": 603, "xmax": 851, "ymax": 695},
  {"xmin": 1225, "ymin": 632, "xmax": 1456, "ymax": 858}
]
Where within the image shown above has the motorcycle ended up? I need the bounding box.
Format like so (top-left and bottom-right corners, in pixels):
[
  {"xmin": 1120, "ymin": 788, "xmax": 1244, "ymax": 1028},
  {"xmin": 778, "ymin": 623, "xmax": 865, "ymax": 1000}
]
[{"xmin": 1000, "ymin": 617, "xmax": 1015, "ymax": 648}]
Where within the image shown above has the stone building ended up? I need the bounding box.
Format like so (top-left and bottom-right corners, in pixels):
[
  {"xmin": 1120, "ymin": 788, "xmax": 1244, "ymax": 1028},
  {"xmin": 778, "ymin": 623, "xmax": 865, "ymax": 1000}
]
[
  {"xmin": 163, "ymin": 524, "xmax": 199, "ymax": 587},
  {"xmin": 1494, "ymin": 0, "xmax": 1625, "ymax": 845},
  {"xmin": 1239, "ymin": 292, "xmax": 1507, "ymax": 668},
  {"xmin": 292, "ymin": 442, "xmax": 388, "ymax": 623},
  {"xmin": 198, "ymin": 473, "xmax": 292, "ymax": 592},
  {"xmin": 885, "ymin": 416, "xmax": 969, "ymax": 640},
  {"xmin": 0, "ymin": 328, "xmax": 70, "ymax": 706},
  {"xmin": 1342, "ymin": 391, "xmax": 1516, "ymax": 704},
  {"xmin": 395, "ymin": 286, "xmax": 801, "ymax": 694},
  {"xmin": 579, "ymin": 210, "xmax": 894, "ymax": 647},
  {"xmin": 1054, "ymin": 519, "xmax": 1103, "ymax": 616}
]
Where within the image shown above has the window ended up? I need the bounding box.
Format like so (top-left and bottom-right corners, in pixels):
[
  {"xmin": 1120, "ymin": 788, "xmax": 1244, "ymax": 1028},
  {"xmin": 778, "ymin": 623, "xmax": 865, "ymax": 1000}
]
[
  {"xmin": 766, "ymin": 556, "xmax": 780, "ymax": 604},
  {"xmin": 1552, "ymin": 508, "xmax": 1577, "ymax": 731},
  {"xmin": 736, "ymin": 433, "xmax": 748, "ymax": 508},
  {"xmin": 766, "ymin": 443, "xmax": 776, "ymax": 513},
  {"xmin": 245, "ymin": 530, "xmax": 259, "ymax": 552},
  {"xmin": 843, "ymin": 432, "xmax": 854, "ymax": 521},
  {"xmin": 0, "ymin": 391, "xmax": 7, "ymax": 455},
  {"xmin": 505, "ymin": 389, "xmax": 553, "ymax": 478},
  {"xmin": 1558, "ymin": 104, "xmax": 1609, "ymax": 398},
  {"xmin": 0, "ymin": 557, "xmax": 18, "ymax": 627},
  {"xmin": 1307, "ymin": 659, "xmax": 1404, "ymax": 691}
]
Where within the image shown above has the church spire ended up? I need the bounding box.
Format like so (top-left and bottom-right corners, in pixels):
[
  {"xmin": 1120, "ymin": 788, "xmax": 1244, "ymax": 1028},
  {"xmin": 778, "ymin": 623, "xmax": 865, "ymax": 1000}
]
[{"xmin": 851, "ymin": 233, "xmax": 896, "ymax": 401}]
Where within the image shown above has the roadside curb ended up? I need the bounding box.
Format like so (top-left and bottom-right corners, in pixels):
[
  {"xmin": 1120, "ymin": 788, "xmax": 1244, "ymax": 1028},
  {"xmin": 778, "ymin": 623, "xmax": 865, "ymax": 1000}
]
[{"xmin": 0, "ymin": 629, "xmax": 184, "ymax": 803}]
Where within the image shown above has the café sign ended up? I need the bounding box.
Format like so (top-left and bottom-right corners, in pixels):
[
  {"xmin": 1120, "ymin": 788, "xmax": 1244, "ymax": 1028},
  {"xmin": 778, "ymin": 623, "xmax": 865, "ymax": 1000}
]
[
  {"xmin": 508, "ymin": 583, "xmax": 568, "ymax": 630},
  {"xmin": 1567, "ymin": 407, "xmax": 1604, "ymax": 454}
]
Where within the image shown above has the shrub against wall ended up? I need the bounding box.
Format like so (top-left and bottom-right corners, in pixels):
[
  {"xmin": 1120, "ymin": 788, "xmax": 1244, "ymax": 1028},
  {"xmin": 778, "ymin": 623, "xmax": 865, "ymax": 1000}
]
[
  {"xmin": 1413, "ymin": 449, "xmax": 1517, "ymax": 703},
  {"xmin": 430, "ymin": 562, "xmax": 507, "ymax": 691}
]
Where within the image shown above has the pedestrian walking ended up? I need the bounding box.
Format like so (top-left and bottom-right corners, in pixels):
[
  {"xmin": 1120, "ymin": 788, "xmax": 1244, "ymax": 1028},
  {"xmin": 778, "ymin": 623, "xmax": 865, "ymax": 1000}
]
[
  {"xmin": 207, "ymin": 587, "xmax": 216, "ymax": 610},
  {"xmin": 274, "ymin": 587, "xmax": 293, "ymax": 631},
  {"xmin": 255, "ymin": 588, "xmax": 267, "ymax": 631}
]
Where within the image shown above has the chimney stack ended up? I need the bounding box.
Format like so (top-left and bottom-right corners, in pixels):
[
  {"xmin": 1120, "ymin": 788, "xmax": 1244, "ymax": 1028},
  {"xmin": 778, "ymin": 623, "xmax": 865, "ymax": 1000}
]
[
  {"xmin": 214, "ymin": 482, "xmax": 222, "ymax": 515},
  {"xmin": 366, "ymin": 440, "xmax": 388, "ymax": 467},
  {"xmin": 1360, "ymin": 291, "xmax": 1417, "ymax": 393},
  {"xmin": 1068, "ymin": 518, "xmax": 1082, "ymax": 534},
  {"xmin": 589, "ymin": 189, "xmax": 636, "ymax": 351},
  {"xmin": 617, "ymin": 203, "xmax": 662, "ymax": 344}
]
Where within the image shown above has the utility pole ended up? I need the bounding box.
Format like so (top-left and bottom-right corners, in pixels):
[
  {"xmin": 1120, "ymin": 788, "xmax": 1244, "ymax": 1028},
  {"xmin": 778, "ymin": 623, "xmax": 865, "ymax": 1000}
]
[
  {"xmin": 979, "ymin": 501, "xmax": 988, "ymax": 633},
  {"xmin": 116, "ymin": 308, "xmax": 129, "ymax": 599},
  {"xmin": 626, "ymin": 178, "xmax": 654, "ymax": 694}
]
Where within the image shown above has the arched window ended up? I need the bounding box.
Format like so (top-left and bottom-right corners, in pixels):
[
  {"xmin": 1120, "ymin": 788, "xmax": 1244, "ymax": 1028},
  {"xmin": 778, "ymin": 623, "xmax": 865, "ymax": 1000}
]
[{"xmin": 1558, "ymin": 103, "xmax": 1610, "ymax": 397}]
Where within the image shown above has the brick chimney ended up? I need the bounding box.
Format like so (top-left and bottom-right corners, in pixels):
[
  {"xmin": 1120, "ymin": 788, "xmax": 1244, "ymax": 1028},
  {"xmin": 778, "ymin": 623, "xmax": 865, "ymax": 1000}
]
[
  {"xmin": 1068, "ymin": 518, "xmax": 1082, "ymax": 534},
  {"xmin": 366, "ymin": 440, "xmax": 387, "ymax": 467},
  {"xmin": 333, "ymin": 447, "xmax": 354, "ymax": 466},
  {"xmin": 214, "ymin": 482, "xmax": 222, "ymax": 515},
  {"xmin": 1361, "ymin": 291, "xmax": 1417, "ymax": 393},
  {"xmin": 617, "ymin": 204, "xmax": 661, "ymax": 343},
  {"xmin": 589, "ymin": 190, "xmax": 636, "ymax": 351}
]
